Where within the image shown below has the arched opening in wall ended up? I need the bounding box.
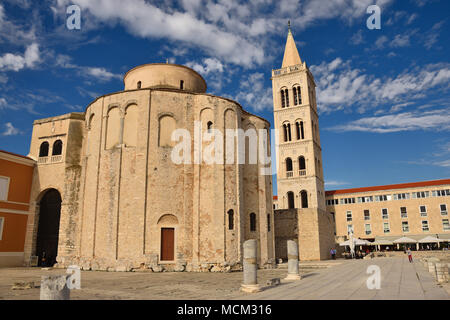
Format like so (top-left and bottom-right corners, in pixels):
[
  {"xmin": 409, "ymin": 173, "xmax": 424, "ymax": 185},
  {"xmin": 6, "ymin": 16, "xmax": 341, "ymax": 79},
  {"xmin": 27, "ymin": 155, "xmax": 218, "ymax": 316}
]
[
  {"xmin": 228, "ymin": 210, "xmax": 234, "ymax": 230},
  {"xmin": 39, "ymin": 142, "xmax": 49, "ymax": 157},
  {"xmin": 280, "ymin": 89, "xmax": 286, "ymax": 108},
  {"xmin": 137, "ymin": 81, "xmax": 142, "ymax": 89},
  {"xmin": 250, "ymin": 213, "xmax": 257, "ymax": 232},
  {"xmin": 287, "ymin": 191, "xmax": 295, "ymax": 209},
  {"xmin": 267, "ymin": 214, "xmax": 271, "ymax": 232},
  {"xmin": 207, "ymin": 121, "xmax": 213, "ymax": 133},
  {"xmin": 180, "ymin": 80, "xmax": 184, "ymax": 90},
  {"xmin": 52, "ymin": 140, "xmax": 63, "ymax": 156},
  {"xmin": 123, "ymin": 104, "xmax": 138, "ymax": 147},
  {"xmin": 283, "ymin": 124, "xmax": 288, "ymax": 142},
  {"xmin": 285, "ymin": 157, "xmax": 293, "ymax": 177},
  {"xmin": 287, "ymin": 123, "xmax": 292, "ymax": 141},
  {"xmin": 299, "ymin": 121, "xmax": 305, "ymax": 140},
  {"xmin": 301, "ymin": 190, "xmax": 308, "ymax": 208},
  {"xmin": 106, "ymin": 107, "xmax": 121, "ymax": 149},
  {"xmin": 284, "ymin": 89, "xmax": 289, "ymax": 107},
  {"xmin": 159, "ymin": 115, "xmax": 176, "ymax": 147},
  {"xmin": 157, "ymin": 214, "xmax": 178, "ymax": 261},
  {"xmin": 36, "ymin": 189, "xmax": 62, "ymax": 267},
  {"xmin": 299, "ymin": 156, "xmax": 306, "ymax": 170}
]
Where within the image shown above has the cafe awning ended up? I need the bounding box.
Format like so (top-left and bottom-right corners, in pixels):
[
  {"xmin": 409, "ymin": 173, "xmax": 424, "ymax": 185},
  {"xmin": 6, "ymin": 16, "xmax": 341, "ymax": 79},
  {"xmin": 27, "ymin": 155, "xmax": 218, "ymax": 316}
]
[{"xmin": 393, "ymin": 236, "xmax": 417, "ymax": 244}]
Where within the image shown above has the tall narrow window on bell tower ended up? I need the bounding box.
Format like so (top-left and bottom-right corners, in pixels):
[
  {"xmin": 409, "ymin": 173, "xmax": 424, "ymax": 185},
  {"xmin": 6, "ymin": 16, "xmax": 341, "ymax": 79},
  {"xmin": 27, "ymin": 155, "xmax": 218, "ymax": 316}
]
[
  {"xmin": 297, "ymin": 86, "xmax": 302, "ymax": 105},
  {"xmin": 285, "ymin": 89, "xmax": 289, "ymax": 107},
  {"xmin": 281, "ymin": 90, "xmax": 286, "ymax": 108},
  {"xmin": 300, "ymin": 121, "xmax": 305, "ymax": 140},
  {"xmin": 287, "ymin": 123, "xmax": 292, "ymax": 141},
  {"xmin": 283, "ymin": 124, "xmax": 288, "ymax": 142},
  {"xmin": 293, "ymin": 87, "xmax": 298, "ymax": 105}
]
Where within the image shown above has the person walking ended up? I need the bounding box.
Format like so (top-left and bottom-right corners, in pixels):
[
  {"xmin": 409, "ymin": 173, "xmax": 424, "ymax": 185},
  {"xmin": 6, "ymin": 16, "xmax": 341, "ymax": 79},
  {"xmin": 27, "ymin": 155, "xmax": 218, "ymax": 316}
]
[
  {"xmin": 407, "ymin": 248, "xmax": 413, "ymax": 263},
  {"xmin": 330, "ymin": 248, "xmax": 336, "ymax": 260}
]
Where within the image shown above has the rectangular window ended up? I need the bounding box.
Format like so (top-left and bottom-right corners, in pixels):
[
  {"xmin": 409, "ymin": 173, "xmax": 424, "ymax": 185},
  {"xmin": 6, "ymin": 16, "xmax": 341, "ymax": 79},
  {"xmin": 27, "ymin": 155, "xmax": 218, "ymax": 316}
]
[
  {"xmin": 347, "ymin": 224, "xmax": 353, "ymax": 234},
  {"xmin": 364, "ymin": 210, "xmax": 370, "ymax": 220},
  {"xmin": 383, "ymin": 222, "xmax": 390, "ymax": 233},
  {"xmin": 402, "ymin": 221, "xmax": 409, "ymax": 232},
  {"xmin": 441, "ymin": 204, "xmax": 448, "ymax": 215},
  {"xmin": 400, "ymin": 207, "xmax": 407, "ymax": 218},
  {"xmin": 394, "ymin": 193, "xmax": 410, "ymax": 200},
  {"xmin": 382, "ymin": 208, "xmax": 389, "ymax": 219},
  {"xmin": 422, "ymin": 220, "xmax": 429, "ymax": 232},
  {"xmin": 346, "ymin": 211, "xmax": 352, "ymax": 222},
  {"xmin": 443, "ymin": 219, "xmax": 450, "ymax": 231},
  {"xmin": 365, "ymin": 224, "xmax": 371, "ymax": 235},
  {"xmin": 420, "ymin": 205, "xmax": 427, "ymax": 217},
  {"xmin": 267, "ymin": 214, "xmax": 271, "ymax": 232},
  {"xmin": 0, "ymin": 176, "xmax": 10, "ymax": 201},
  {"xmin": 0, "ymin": 217, "xmax": 4, "ymax": 240},
  {"xmin": 412, "ymin": 191, "xmax": 429, "ymax": 199}
]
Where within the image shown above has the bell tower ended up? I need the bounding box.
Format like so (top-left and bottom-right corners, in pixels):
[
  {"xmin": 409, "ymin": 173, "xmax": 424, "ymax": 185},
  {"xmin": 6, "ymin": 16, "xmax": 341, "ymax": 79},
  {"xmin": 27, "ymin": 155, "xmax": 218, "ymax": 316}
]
[{"xmin": 272, "ymin": 23, "xmax": 325, "ymax": 212}]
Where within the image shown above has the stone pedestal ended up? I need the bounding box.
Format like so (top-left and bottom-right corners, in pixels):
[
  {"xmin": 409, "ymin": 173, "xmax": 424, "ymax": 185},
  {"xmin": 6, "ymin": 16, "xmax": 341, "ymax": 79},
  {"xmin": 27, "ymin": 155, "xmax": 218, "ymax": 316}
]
[
  {"xmin": 285, "ymin": 240, "xmax": 301, "ymax": 281},
  {"xmin": 40, "ymin": 275, "xmax": 70, "ymax": 300},
  {"xmin": 241, "ymin": 239, "xmax": 261, "ymax": 293}
]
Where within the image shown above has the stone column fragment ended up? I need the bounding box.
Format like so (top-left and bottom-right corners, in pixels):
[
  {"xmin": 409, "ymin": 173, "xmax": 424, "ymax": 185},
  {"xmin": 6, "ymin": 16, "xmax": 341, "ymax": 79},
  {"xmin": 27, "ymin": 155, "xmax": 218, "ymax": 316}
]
[
  {"xmin": 241, "ymin": 239, "xmax": 261, "ymax": 293},
  {"xmin": 40, "ymin": 275, "xmax": 70, "ymax": 300},
  {"xmin": 285, "ymin": 240, "xmax": 301, "ymax": 281}
]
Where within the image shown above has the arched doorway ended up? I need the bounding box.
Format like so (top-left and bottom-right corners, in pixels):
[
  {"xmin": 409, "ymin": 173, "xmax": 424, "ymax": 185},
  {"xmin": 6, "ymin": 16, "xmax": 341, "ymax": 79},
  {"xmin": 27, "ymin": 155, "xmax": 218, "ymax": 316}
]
[{"xmin": 36, "ymin": 189, "xmax": 62, "ymax": 267}]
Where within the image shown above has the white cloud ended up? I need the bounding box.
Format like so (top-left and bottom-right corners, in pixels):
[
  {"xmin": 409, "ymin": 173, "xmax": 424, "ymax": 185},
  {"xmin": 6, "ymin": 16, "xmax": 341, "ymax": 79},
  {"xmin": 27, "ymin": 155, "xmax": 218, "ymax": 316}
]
[
  {"xmin": 311, "ymin": 59, "xmax": 450, "ymax": 113},
  {"xmin": 186, "ymin": 58, "xmax": 224, "ymax": 76},
  {"xmin": 85, "ymin": 67, "xmax": 122, "ymax": 81},
  {"xmin": 51, "ymin": 0, "xmax": 394, "ymax": 67},
  {"xmin": 2, "ymin": 122, "xmax": 21, "ymax": 136},
  {"xmin": 328, "ymin": 109, "xmax": 450, "ymax": 133},
  {"xmin": 0, "ymin": 43, "xmax": 40, "ymax": 72},
  {"xmin": 325, "ymin": 180, "xmax": 349, "ymax": 188},
  {"xmin": 55, "ymin": 54, "xmax": 121, "ymax": 82},
  {"xmin": 235, "ymin": 72, "xmax": 272, "ymax": 112},
  {"xmin": 350, "ymin": 30, "xmax": 364, "ymax": 45}
]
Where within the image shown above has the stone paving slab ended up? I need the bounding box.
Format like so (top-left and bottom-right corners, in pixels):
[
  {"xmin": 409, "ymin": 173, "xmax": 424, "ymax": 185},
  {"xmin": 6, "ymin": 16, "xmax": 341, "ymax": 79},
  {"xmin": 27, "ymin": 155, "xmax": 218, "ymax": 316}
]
[{"xmin": 241, "ymin": 257, "xmax": 449, "ymax": 300}]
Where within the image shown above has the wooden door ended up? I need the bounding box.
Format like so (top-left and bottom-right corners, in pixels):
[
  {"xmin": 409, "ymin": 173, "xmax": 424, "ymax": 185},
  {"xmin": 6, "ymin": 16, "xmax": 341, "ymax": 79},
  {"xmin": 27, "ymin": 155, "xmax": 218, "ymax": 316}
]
[{"xmin": 161, "ymin": 228, "xmax": 175, "ymax": 261}]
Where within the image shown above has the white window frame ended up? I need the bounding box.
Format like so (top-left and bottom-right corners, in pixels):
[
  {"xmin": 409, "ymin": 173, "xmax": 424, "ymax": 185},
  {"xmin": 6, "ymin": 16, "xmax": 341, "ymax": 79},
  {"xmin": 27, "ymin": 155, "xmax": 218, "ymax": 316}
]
[
  {"xmin": 422, "ymin": 220, "xmax": 429, "ymax": 232},
  {"xmin": 382, "ymin": 208, "xmax": 389, "ymax": 219},
  {"xmin": 0, "ymin": 176, "xmax": 10, "ymax": 201},
  {"xmin": 383, "ymin": 222, "xmax": 390, "ymax": 233},
  {"xmin": 365, "ymin": 224, "xmax": 371, "ymax": 235},
  {"xmin": 364, "ymin": 209, "xmax": 370, "ymax": 221},
  {"xmin": 0, "ymin": 217, "xmax": 4, "ymax": 240},
  {"xmin": 420, "ymin": 205, "xmax": 427, "ymax": 217},
  {"xmin": 400, "ymin": 207, "xmax": 408, "ymax": 219},
  {"xmin": 440, "ymin": 204, "xmax": 448, "ymax": 215},
  {"xmin": 346, "ymin": 211, "xmax": 352, "ymax": 222},
  {"xmin": 402, "ymin": 221, "xmax": 409, "ymax": 232},
  {"xmin": 347, "ymin": 224, "xmax": 354, "ymax": 234},
  {"xmin": 443, "ymin": 219, "xmax": 450, "ymax": 231}
]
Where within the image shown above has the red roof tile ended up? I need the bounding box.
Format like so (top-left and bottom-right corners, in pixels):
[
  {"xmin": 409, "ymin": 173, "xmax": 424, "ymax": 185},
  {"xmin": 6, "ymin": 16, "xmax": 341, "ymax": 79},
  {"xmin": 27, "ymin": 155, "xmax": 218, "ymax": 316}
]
[{"xmin": 325, "ymin": 179, "xmax": 450, "ymax": 196}]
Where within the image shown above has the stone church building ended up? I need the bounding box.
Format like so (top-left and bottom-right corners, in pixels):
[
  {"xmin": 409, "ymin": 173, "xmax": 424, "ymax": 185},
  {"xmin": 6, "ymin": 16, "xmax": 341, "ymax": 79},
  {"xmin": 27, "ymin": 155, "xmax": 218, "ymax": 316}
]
[{"xmin": 20, "ymin": 26, "xmax": 335, "ymax": 271}]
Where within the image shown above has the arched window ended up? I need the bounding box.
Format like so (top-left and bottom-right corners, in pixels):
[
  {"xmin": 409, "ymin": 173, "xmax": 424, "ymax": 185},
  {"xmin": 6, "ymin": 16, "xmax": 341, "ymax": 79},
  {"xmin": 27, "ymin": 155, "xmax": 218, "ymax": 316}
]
[
  {"xmin": 299, "ymin": 121, "xmax": 305, "ymax": 140},
  {"xmin": 228, "ymin": 210, "xmax": 234, "ymax": 230},
  {"xmin": 180, "ymin": 80, "xmax": 184, "ymax": 90},
  {"xmin": 250, "ymin": 213, "xmax": 257, "ymax": 232},
  {"xmin": 287, "ymin": 191, "xmax": 295, "ymax": 209},
  {"xmin": 137, "ymin": 81, "xmax": 142, "ymax": 89},
  {"xmin": 293, "ymin": 86, "xmax": 302, "ymax": 105},
  {"xmin": 39, "ymin": 142, "xmax": 49, "ymax": 157},
  {"xmin": 287, "ymin": 123, "xmax": 292, "ymax": 141},
  {"xmin": 159, "ymin": 115, "xmax": 177, "ymax": 147},
  {"xmin": 52, "ymin": 140, "xmax": 63, "ymax": 156},
  {"xmin": 301, "ymin": 190, "xmax": 308, "ymax": 208},
  {"xmin": 299, "ymin": 156, "xmax": 306, "ymax": 170},
  {"xmin": 283, "ymin": 124, "xmax": 288, "ymax": 142},
  {"xmin": 281, "ymin": 89, "xmax": 286, "ymax": 108},
  {"xmin": 267, "ymin": 214, "xmax": 271, "ymax": 232},
  {"xmin": 286, "ymin": 157, "xmax": 293, "ymax": 177},
  {"xmin": 285, "ymin": 89, "xmax": 289, "ymax": 107}
]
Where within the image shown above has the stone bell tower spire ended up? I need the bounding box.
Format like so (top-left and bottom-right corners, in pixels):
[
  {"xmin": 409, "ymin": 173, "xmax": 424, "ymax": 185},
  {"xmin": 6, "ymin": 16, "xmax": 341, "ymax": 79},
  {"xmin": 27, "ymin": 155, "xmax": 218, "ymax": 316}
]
[{"xmin": 282, "ymin": 21, "xmax": 302, "ymax": 68}]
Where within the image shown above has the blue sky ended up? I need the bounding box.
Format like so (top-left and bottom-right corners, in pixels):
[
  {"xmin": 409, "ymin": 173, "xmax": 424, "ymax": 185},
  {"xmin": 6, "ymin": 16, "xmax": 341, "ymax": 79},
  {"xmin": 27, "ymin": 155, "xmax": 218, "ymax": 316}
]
[{"xmin": 0, "ymin": 0, "xmax": 449, "ymax": 193}]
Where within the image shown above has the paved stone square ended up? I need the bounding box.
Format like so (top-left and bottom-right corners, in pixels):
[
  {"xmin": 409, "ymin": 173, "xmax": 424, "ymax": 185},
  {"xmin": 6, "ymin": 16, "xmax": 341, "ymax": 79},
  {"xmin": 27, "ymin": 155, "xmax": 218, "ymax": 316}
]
[{"xmin": 0, "ymin": 257, "xmax": 447, "ymax": 300}]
